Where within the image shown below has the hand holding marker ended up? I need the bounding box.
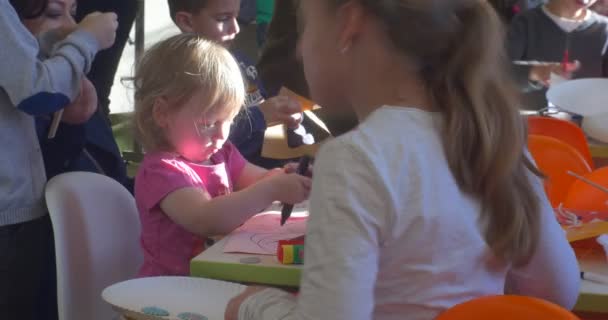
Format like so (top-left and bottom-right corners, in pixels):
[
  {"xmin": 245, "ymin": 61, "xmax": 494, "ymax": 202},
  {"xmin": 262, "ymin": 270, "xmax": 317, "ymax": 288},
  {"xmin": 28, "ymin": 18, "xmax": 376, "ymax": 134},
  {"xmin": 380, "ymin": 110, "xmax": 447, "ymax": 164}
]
[{"xmin": 281, "ymin": 156, "xmax": 311, "ymax": 226}]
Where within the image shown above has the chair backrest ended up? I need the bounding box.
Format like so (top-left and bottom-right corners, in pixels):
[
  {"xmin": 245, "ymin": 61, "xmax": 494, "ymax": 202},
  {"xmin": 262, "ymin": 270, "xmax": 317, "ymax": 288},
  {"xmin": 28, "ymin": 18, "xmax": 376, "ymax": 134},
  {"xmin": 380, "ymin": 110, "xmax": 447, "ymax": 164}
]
[
  {"xmin": 528, "ymin": 116, "xmax": 594, "ymax": 169},
  {"xmin": 528, "ymin": 134, "xmax": 592, "ymax": 207},
  {"xmin": 45, "ymin": 172, "xmax": 143, "ymax": 320},
  {"xmin": 435, "ymin": 295, "xmax": 580, "ymax": 320},
  {"xmin": 564, "ymin": 167, "xmax": 608, "ymax": 212}
]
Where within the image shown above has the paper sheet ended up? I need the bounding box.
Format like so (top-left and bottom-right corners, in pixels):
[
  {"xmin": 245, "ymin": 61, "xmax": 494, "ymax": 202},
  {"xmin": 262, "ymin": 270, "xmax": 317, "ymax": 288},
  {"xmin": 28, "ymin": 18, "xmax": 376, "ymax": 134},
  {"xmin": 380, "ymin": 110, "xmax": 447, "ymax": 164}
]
[
  {"xmin": 556, "ymin": 207, "xmax": 608, "ymax": 242},
  {"xmin": 223, "ymin": 203, "xmax": 309, "ymax": 255}
]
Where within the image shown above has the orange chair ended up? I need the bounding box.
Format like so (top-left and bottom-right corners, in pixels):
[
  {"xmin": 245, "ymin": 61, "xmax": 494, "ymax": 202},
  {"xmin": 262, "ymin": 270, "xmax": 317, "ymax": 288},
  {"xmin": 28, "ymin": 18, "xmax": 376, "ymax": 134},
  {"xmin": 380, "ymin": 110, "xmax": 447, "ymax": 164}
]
[
  {"xmin": 528, "ymin": 116, "xmax": 595, "ymax": 169},
  {"xmin": 528, "ymin": 135, "xmax": 592, "ymax": 207},
  {"xmin": 436, "ymin": 295, "xmax": 580, "ymax": 320},
  {"xmin": 564, "ymin": 167, "xmax": 608, "ymax": 212}
]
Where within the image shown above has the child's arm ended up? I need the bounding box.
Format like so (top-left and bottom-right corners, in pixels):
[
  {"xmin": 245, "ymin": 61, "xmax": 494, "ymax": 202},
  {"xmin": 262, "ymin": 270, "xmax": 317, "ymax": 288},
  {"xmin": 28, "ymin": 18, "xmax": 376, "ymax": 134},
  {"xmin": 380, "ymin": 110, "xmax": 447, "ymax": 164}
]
[
  {"xmin": 603, "ymin": 47, "xmax": 608, "ymax": 77},
  {"xmin": 233, "ymin": 163, "xmax": 271, "ymax": 190},
  {"xmin": 504, "ymin": 173, "xmax": 580, "ymax": 309},
  {"xmin": 159, "ymin": 172, "xmax": 311, "ymax": 237},
  {"xmin": 0, "ymin": 1, "xmax": 115, "ymax": 115},
  {"xmin": 233, "ymin": 139, "xmax": 385, "ymax": 320},
  {"xmin": 234, "ymin": 161, "xmax": 302, "ymax": 190}
]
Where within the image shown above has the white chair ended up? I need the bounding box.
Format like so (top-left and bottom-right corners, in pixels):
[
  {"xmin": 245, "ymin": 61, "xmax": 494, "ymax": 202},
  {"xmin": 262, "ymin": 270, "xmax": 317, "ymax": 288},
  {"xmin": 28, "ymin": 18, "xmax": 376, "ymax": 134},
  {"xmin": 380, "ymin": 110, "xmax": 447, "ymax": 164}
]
[{"xmin": 45, "ymin": 172, "xmax": 143, "ymax": 320}]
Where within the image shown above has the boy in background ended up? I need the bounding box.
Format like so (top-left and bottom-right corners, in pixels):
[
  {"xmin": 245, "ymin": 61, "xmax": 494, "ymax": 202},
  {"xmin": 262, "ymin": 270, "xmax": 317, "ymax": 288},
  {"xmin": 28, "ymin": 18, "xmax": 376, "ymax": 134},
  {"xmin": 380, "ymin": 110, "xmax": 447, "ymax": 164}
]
[
  {"xmin": 167, "ymin": 0, "xmax": 303, "ymax": 168},
  {"xmin": 507, "ymin": 0, "xmax": 608, "ymax": 109}
]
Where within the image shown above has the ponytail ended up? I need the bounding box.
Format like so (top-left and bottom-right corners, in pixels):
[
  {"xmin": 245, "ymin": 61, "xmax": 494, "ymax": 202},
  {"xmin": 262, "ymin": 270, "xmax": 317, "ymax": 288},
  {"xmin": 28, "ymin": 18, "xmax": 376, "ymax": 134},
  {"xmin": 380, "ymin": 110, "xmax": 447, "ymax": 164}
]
[
  {"xmin": 329, "ymin": 0, "xmax": 542, "ymax": 266},
  {"xmin": 427, "ymin": 2, "xmax": 542, "ymax": 266}
]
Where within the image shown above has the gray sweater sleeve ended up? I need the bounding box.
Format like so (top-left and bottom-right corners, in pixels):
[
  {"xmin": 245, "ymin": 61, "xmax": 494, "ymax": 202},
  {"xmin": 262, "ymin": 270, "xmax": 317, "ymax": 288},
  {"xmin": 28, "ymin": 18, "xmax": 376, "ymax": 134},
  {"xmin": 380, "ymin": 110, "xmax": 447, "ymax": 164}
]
[
  {"xmin": 0, "ymin": 0, "xmax": 99, "ymax": 115},
  {"xmin": 603, "ymin": 42, "xmax": 608, "ymax": 77},
  {"xmin": 507, "ymin": 15, "xmax": 535, "ymax": 88},
  {"xmin": 37, "ymin": 29, "xmax": 66, "ymax": 58}
]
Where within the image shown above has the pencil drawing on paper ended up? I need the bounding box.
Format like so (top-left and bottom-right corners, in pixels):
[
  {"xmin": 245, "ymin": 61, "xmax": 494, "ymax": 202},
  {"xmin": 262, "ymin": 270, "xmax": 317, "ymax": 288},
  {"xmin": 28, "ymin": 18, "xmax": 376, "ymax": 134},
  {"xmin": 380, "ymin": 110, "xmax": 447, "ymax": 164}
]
[{"xmin": 223, "ymin": 213, "xmax": 307, "ymax": 255}]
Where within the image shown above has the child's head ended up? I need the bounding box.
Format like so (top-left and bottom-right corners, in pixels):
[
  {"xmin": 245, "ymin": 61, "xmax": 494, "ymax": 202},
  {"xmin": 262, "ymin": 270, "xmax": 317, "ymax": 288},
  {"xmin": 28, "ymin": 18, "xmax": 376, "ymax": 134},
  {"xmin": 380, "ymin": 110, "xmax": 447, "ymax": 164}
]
[
  {"xmin": 167, "ymin": 0, "xmax": 241, "ymax": 44},
  {"xmin": 22, "ymin": 0, "xmax": 76, "ymax": 35},
  {"xmin": 134, "ymin": 33, "xmax": 245, "ymax": 162},
  {"xmin": 298, "ymin": 0, "xmax": 541, "ymax": 265}
]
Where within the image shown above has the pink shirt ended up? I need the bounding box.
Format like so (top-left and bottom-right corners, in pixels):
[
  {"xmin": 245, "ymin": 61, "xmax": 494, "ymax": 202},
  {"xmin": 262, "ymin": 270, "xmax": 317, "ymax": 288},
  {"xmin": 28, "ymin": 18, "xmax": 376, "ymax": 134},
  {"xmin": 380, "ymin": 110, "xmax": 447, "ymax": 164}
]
[{"xmin": 135, "ymin": 142, "xmax": 246, "ymax": 277}]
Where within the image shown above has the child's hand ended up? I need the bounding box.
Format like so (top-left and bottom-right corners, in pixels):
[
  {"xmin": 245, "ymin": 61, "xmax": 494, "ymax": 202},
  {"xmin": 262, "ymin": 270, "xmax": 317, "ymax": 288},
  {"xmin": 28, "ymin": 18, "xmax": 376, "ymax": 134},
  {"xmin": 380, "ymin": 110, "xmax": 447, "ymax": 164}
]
[
  {"xmin": 264, "ymin": 172, "xmax": 311, "ymax": 204},
  {"xmin": 225, "ymin": 286, "xmax": 270, "ymax": 320},
  {"xmin": 529, "ymin": 61, "xmax": 580, "ymax": 86},
  {"xmin": 62, "ymin": 77, "xmax": 98, "ymax": 124},
  {"xmin": 78, "ymin": 12, "xmax": 118, "ymax": 50},
  {"xmin": 259, "ymin": 96, "xmax": 303, "ymax": 128},
  {"xmin": 284, "ymin": 161, "xmax": 313, "ymax": 177}
]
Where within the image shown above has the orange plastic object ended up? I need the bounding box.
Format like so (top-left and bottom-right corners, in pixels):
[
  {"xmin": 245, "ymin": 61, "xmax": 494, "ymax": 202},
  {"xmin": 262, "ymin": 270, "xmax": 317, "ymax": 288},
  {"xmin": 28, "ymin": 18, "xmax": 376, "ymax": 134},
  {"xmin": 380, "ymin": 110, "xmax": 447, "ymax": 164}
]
[
  {"xmin": 528, "ymin": 135, "xmax": 592, "ymax": 207},
  {"xmin": 564, "ymin": 167, "xmax": 608, "ymax": 212},
  {"xmin": 528, "ymin": 116, "xmax": 594, "ymax": 169},
  {"xmin": 435, "ymin": 295, "xmax": 580, "ymax": 320}
]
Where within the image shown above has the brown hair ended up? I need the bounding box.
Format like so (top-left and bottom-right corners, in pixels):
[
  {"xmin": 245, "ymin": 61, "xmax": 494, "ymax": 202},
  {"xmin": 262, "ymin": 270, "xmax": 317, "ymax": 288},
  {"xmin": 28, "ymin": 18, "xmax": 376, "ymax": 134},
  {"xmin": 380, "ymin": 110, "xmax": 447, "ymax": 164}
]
[
  {"xmin": 167, "ymin": 0, "xmax": 208, "ymax": 23},
  {"xmin": 10, "ymin": 0, "xmax": 47, "ymax": 19},
  {"xmin": 327, "ymin": 0, "xmax": 541, "ymax": 266},
  {"xmin": 133, "ymin": 33, "xmax": 245, "ymax": 152}
]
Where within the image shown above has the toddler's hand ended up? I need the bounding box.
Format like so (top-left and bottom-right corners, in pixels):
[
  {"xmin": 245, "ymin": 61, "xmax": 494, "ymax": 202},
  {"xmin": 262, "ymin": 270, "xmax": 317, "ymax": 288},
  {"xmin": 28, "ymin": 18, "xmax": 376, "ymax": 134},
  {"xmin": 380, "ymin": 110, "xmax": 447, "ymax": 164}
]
[
  {"xmin": 62, "ymin": 77, "xmax": 98, "ymax": 124},
  {"xmin": 265, "ymin": 173, "xmax": 311, "ymax": 204},
  {"xmin": 259, "ymin": 96, "xmax": 303, "ymax": 128},
  {"xmin": 78, "ymin": 12, "xmax": 118, "ymax": 50}
]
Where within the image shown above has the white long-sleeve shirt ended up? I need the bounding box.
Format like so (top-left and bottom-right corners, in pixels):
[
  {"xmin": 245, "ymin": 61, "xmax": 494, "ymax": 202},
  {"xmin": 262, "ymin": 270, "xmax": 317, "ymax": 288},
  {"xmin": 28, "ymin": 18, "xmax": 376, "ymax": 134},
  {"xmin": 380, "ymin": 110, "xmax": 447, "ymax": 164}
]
[{"xmin": 239, "ymin": 106, "xmax": 580, "ymax": 320}]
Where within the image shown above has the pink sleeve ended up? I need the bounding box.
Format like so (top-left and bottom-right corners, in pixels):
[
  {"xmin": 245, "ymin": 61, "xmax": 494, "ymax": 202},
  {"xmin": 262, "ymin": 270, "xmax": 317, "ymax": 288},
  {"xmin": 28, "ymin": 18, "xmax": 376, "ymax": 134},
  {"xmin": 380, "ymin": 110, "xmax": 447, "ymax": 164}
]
[
  {"xmin": 222, "ymin": 142, "xmax": 247, "ymax": 187},
  {"xmin": 135, "ymin": 155, "xmax": 204, "ymax": 211}
]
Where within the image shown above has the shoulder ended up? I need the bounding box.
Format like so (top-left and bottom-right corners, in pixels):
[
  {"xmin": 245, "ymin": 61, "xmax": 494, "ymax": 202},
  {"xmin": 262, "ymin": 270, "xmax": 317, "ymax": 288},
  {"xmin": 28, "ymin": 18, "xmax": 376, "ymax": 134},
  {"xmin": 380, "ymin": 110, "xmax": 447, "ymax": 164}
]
[
  {"xmin": 336, "ymin": 107, "xmax": 440, "ymax": 159},
  {"xmin": 137, "ymin": 152, "xmax": 197, "ymax": 182},
  {"xmin": 135, "ymin": 152, "xmax": 204, "ymax": 206},
  {"xmin": 211, "ymin": 141, "xmax": 247, "ymax": 174},
  {"xmin": 213, "ymin": 142, "xmax": 243, "ymax": 162},
  {"xmin": 589, "ymin": 11, "xmax": 608, "ymax": 29},
  {"xmin": 511, "ymin": 6, "xmax": 546, "ymax": 26}
]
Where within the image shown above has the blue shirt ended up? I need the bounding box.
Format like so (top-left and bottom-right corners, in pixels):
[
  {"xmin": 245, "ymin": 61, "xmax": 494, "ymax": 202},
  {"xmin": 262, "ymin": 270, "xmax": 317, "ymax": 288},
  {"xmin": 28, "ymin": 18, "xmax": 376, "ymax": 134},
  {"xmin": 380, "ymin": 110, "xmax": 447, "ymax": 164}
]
[
  {"xmin": 230, "ymin": 51, "xmax": 285, "ymax": 168},
  {"xmin": 36, "ymin": 111, "xmax": 133, "ymax": 193}
]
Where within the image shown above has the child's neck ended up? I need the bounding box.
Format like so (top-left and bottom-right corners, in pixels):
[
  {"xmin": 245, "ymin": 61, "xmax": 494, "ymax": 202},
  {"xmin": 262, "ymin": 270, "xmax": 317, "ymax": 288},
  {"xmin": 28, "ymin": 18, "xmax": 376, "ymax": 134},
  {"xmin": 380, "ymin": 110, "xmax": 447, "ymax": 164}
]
[{"xmin": 545, "ymin": 1, "xmax": 588, "ymax": 20}]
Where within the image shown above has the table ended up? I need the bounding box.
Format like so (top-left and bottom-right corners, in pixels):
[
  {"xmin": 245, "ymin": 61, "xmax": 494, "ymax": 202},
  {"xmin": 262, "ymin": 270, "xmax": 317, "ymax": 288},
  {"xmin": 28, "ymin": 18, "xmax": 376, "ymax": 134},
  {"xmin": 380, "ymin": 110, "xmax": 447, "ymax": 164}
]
[
  {"xmin": 590, "ymin": 141, "xmax": 608, "ymax": 168},
  {"xmin": 190, "ymin": 236, "xmax": 301, "ymax": 287},
  {"xmin": 575, "ymin": 247, "xmax": 608, "ymax": 313},
  {"xmin": 191, "ymin": 240, "xmax": 608, "ymax": 308},
  {"xmin": 191, "ymin": 202, "xmax": 307, "ymax": 287}
]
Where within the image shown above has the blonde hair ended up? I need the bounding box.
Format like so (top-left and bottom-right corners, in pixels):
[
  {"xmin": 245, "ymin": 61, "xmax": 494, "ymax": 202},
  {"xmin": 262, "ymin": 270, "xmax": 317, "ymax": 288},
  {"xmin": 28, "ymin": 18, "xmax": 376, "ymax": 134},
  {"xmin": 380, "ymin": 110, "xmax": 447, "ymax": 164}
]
[
  {"xmin": 133, "ymin": 33, "xmax": 245, "ymax": 151},
  {"xmin": 327, "ymin": 0, "xmax": 541, "ymax": 266}
]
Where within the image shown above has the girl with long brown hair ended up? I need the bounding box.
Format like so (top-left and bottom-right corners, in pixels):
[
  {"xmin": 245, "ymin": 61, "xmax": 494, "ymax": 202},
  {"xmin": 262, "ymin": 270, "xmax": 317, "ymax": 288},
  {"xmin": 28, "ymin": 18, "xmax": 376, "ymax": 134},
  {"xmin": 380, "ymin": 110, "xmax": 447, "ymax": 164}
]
[{"xmin": 226, "ymin": 0, "xmax": 579, "ymax": 319}]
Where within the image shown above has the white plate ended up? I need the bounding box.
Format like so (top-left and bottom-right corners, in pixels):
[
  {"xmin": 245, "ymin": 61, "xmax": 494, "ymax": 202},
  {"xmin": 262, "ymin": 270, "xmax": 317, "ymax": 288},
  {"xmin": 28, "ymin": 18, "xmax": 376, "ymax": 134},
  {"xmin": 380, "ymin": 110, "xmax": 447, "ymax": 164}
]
[
  {"xmin": 102, "ymin": 277, "xmax": 246, "ymax": 320},
  {"xmin": 583, "ymin": 113, "xmax": 608, "ymax": 143},
  {"xmin": 546, "ymin": 78, "xmax": 608, "ymax": 116}
]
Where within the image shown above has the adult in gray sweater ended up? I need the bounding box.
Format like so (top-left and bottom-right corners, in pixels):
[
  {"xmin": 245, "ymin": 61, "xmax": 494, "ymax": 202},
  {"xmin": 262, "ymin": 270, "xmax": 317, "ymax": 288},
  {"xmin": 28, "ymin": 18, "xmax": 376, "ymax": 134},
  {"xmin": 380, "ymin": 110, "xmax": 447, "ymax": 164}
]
[
  {"xmin": 507, "ymin": 0, "xmax": 608, "ymax": 110},
  {"xmin": 0, "ymin": 1, "xmax": 117, "ymax": 318}
]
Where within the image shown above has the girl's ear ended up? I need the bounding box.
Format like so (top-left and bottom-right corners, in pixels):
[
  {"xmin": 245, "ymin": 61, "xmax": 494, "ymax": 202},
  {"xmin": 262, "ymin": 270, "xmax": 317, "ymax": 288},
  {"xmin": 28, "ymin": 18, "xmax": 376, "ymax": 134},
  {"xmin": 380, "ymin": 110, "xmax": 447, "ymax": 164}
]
[
  {"xmin": 335, "ymin": 1, "xmax": 366, "ymax": 54},
  {"xmin": 174, "ymin": 11, "xmax": 195, "ymax": 33},
  {"xmin": 152, "ymin": 96, "xmax": 170, "ymax": 128}
]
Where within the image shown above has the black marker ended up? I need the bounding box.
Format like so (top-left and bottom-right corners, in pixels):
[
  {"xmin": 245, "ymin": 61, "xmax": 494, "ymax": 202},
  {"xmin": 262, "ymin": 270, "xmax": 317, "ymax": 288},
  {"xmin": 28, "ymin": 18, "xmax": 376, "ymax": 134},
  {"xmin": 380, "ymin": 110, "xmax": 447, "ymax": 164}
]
[
  {"xmin": 281, "ymin": 156, "xmax": 311, "ymax": 226},
  {"xmin": 581, "ymin": 271, "xmax": 608, "ymax": 285}
]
